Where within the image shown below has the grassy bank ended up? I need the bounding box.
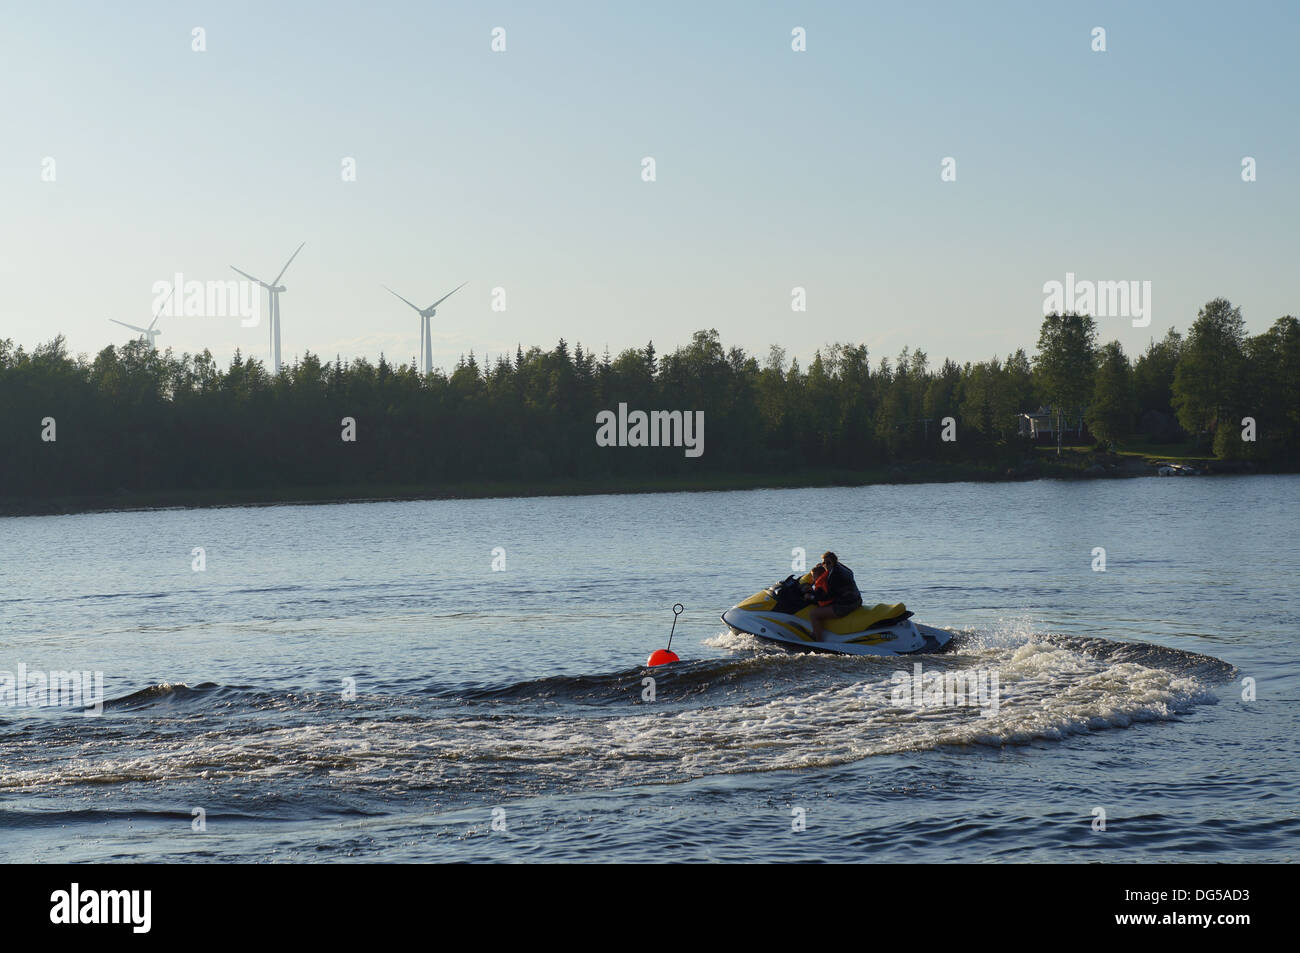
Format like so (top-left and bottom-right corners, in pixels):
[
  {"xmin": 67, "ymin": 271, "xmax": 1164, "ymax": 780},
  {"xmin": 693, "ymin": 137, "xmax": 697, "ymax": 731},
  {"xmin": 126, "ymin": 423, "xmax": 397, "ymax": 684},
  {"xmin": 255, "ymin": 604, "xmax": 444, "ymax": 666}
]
[
  {"xmin": 0, "ymin": 460, "xmax": 1034, "ymax": 517},
  {"xmin": 1, "ymin": 450, "xmax": 1282, "ymax": 518}
]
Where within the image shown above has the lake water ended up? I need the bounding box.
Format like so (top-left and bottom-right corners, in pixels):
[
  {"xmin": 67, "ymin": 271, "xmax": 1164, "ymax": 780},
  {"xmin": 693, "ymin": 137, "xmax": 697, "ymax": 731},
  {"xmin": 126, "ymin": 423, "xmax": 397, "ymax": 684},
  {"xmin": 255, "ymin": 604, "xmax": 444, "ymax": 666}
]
[{"xmin": 1, "ymin": 476, "xmax": 1297, "ymax": 862}]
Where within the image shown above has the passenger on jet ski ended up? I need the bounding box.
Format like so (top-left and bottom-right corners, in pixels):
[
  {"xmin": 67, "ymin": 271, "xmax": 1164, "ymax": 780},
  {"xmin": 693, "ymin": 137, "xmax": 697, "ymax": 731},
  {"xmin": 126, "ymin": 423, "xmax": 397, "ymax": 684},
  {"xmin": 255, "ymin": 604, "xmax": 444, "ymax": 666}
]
[
  {"xmin": 809, "ymin": 551, "xmax": 863, "ymax": 640},
  {"xmin": 806, "ymin": 564, "xmax": 826, "ymax": 603},
  {"xmin": 809, "ymin": 563, "xmax": 831, "ymax": 605}
]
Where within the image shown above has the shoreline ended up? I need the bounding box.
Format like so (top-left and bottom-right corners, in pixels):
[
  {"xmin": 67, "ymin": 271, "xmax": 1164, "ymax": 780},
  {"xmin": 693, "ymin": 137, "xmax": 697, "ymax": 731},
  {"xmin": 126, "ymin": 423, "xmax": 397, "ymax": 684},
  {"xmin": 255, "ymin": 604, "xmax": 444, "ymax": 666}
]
[{"xmin": 0, "ymin": 451, "xmax": 1271, "ymax": 518}]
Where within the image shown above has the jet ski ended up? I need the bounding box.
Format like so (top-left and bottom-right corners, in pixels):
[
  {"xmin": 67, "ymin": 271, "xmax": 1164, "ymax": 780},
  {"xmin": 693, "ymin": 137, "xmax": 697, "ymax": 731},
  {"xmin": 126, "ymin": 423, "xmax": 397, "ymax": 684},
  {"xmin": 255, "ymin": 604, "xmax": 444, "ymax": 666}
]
[{"xmin": 721, "ymin": 573, "xmax": 954, "ymax": 656}]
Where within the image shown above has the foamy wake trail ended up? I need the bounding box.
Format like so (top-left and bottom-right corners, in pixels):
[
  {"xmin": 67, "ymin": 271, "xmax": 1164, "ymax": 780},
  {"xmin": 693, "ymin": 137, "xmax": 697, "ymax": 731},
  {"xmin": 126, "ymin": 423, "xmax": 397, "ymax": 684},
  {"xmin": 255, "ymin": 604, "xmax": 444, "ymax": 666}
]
[{"xmin": 4, "ymin": 627, "xmax": 1230, "ymax": 798}]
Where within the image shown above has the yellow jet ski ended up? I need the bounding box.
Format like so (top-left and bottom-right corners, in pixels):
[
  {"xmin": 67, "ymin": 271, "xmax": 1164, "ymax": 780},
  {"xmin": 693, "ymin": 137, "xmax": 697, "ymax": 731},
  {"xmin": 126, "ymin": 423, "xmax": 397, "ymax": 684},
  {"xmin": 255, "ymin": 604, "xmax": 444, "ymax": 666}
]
[{"xmin": 721, "ymin": 573, "xmax": 954, "ymax": 656}]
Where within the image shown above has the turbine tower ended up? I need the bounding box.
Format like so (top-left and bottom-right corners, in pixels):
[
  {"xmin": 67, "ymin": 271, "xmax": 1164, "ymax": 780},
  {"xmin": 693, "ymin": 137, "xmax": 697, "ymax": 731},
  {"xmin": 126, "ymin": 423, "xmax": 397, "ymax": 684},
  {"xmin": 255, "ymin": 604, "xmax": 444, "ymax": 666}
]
[
  {"xmin": 109, "ymin": 286, "xmax": 173, "ymax": 348},
  {"xmin": 383, "ymin": 282, "xmax": 467, "ymax": 374},
  {"xmin": 231, "ymin": 242, "xmax": 305, "ymax": 374}
]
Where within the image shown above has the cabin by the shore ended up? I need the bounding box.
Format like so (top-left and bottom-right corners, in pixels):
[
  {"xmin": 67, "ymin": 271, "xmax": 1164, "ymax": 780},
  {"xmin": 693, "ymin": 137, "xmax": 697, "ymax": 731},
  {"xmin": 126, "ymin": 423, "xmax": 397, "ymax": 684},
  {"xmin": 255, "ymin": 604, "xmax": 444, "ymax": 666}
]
[{"xmin": 1017, "ymin": 406, "xmax": 1090, "ymax": 443}]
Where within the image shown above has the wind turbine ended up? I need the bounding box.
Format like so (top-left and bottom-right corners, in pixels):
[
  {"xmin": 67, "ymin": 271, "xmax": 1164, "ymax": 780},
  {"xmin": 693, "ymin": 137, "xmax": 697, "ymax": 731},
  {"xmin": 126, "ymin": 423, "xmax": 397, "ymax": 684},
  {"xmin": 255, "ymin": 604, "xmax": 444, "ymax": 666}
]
[
  {"xmin": 383, "ymin": 282, "xmax": 466, "ymax": 374},
  {"xmin": 231, "ymin": 242, "xmax": 305, "ymax": 374},
  {"xmin": 109, "ymin": 286, "xmax": 174, "ymax": 349}
]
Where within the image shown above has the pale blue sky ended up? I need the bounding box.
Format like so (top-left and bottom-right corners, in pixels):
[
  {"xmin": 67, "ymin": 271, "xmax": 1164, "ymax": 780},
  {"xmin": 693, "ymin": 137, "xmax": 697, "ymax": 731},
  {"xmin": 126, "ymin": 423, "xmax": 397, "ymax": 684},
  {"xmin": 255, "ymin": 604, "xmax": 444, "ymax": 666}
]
[{"xmin": 2, "ymin": 1, "xmax": 1297, "ymax": 371}]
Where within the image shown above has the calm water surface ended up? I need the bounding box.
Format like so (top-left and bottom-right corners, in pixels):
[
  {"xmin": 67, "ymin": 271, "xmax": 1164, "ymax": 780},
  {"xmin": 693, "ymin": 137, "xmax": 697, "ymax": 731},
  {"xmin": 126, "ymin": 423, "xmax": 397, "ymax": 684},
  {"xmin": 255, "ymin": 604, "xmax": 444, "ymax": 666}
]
[{"xmin": 1, "ymin": 476, "xmax": 1296, "ymax": 861}]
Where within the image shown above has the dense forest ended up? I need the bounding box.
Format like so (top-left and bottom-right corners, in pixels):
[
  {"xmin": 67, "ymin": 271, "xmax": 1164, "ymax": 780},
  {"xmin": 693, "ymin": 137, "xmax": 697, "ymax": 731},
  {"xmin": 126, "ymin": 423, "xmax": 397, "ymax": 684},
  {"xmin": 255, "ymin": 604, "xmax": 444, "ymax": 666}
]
[{"xmin": 2, "ymin": 297, "xmax": 1298, "ymax": 505}]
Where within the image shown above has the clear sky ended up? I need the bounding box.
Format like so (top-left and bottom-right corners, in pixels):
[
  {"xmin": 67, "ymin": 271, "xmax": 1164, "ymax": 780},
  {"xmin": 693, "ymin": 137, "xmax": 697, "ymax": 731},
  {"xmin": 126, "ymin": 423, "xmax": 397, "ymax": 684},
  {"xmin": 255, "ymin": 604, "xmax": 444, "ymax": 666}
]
[{"xmin": 2, "ymin": 1, "xmax": 1297, "ymax": 372}]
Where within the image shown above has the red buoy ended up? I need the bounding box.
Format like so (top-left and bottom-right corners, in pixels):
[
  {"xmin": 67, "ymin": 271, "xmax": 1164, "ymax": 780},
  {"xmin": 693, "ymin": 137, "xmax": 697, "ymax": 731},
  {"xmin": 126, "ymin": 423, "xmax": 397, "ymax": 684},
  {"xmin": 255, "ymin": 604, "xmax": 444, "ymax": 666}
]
[{"xmin": 645, "ymin": 604, "xmax": 685, "ymax": 666}]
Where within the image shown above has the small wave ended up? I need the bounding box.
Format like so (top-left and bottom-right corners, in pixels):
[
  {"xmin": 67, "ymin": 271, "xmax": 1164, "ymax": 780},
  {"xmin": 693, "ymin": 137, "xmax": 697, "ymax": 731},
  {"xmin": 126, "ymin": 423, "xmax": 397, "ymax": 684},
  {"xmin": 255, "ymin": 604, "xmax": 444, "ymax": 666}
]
[
  {"xmin": 451, "ymin": 647, "xmax": 885, "ymax": 706},
  {"xmin": 958, "ymin": 626, "xmax": 1238, "ymax": 682},
  {"xmin": 79, "ymin": 591, "xmax": 173, "ymax": 601},
  {"xmin": 0, "ymin": 807, "xmax": 270, "ymax": 828},
  {"xmin": 1044, "ymin": 633, "xmax": 1237, "ymax": 680},
  {"xmin": 99, "ymin": 681, "xmax": 227, "ymax": 711}
]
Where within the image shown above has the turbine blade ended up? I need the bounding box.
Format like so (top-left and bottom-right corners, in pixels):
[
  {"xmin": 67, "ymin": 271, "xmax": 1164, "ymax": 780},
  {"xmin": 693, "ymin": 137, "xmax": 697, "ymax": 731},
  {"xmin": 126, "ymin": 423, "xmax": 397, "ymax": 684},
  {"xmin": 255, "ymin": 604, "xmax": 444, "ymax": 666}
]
[
  {"xmin": 231, "ymin": 266, "xmax": 268, "ymax": 287},
  {"xmin": 110, "ymin": 319, "xmax": 148, "ymax": 333},
  {"xmin": 426, "ymin": 281, "xmax": 467, "ymax": 312},
  {"xmin": 271, "ymin": 242, "xmax": 305, "ymax": 286},
  {"xmin": 150, "ymin": 286, "xmax": 175, "ymax": 327},
  {"xmin": 383, "ymin": 286, "xmax": 424, "ymax": 313}
]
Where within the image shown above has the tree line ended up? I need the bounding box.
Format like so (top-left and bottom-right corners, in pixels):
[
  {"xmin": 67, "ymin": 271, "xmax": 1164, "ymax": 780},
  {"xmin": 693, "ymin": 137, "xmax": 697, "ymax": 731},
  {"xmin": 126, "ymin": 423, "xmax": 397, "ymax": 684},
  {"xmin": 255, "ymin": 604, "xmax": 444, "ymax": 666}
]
[{"xmin": 1, "ymin": 297, "xmax": 1297, "ymax": 501}]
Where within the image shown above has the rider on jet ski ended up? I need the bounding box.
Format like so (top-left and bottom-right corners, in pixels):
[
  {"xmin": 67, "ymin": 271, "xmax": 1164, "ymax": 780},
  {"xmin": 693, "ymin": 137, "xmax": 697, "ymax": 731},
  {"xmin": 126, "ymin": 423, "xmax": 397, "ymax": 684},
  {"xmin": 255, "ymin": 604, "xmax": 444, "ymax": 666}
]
[{"xmin": 809, "ymin": 551, "xmax": 863, "ymax": 640}]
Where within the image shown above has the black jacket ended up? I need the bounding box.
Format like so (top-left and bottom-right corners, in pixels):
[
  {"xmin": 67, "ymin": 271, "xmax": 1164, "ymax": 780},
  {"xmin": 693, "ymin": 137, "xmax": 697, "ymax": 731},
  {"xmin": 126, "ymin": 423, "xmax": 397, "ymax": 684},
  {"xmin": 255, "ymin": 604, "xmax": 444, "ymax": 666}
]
[{"xmin": 824, "ymin": 564, "xmax": 862, "ymax": 604}]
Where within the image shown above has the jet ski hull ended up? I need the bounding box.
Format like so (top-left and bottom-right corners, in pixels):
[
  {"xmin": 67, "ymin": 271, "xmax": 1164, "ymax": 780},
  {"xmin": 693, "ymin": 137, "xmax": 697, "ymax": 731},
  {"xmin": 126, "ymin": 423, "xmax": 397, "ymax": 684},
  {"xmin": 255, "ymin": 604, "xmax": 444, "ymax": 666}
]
[{"xmin": 721, "ymin": 583, "xmax": 954, "ymax": 656}]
